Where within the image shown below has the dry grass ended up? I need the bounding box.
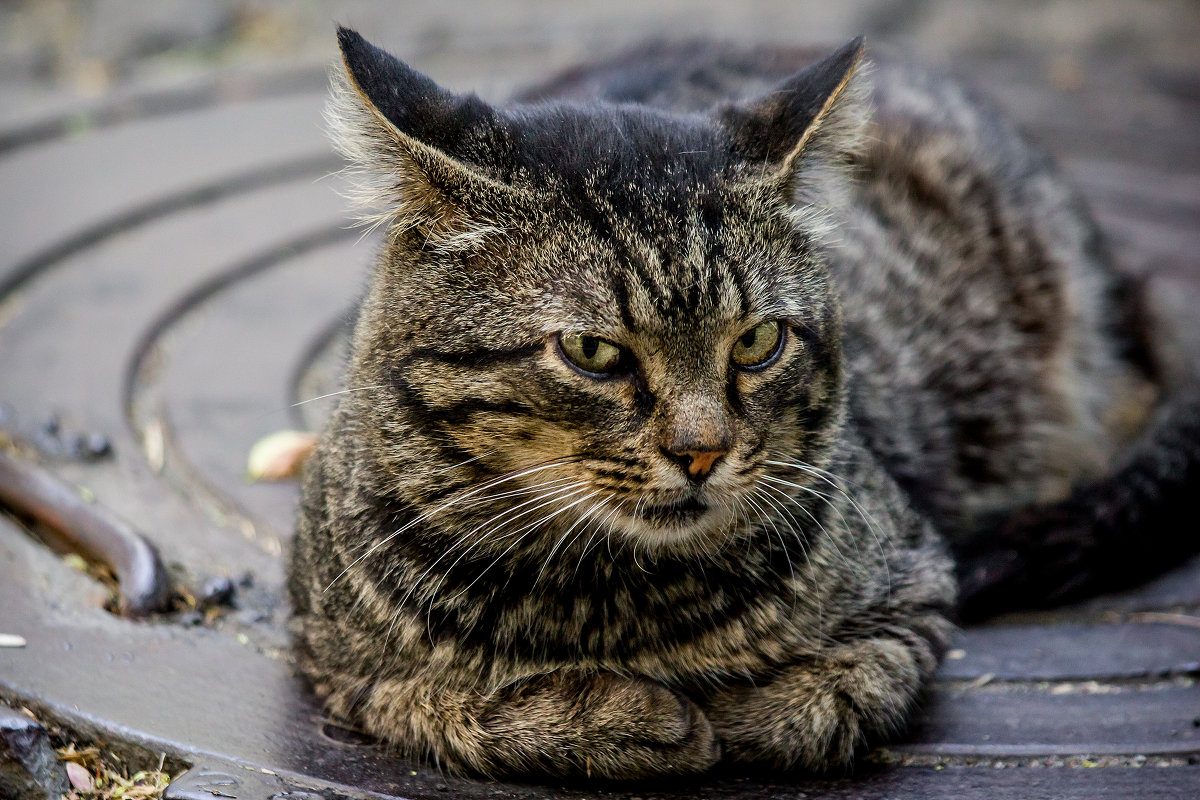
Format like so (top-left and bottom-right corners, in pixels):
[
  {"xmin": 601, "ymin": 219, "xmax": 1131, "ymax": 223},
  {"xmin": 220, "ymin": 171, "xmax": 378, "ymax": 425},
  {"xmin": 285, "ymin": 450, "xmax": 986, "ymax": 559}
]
[{"xmin": 57, "ymin": 743, "xmax": 172, "ymax": 800}]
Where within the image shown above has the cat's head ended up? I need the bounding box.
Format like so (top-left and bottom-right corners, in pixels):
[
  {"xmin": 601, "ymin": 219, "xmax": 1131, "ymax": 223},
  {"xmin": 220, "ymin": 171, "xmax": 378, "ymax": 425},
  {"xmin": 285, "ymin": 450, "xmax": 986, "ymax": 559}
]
[{"xmin": 330, "ymin": 28, "xmax": 867, "ymax": 556}]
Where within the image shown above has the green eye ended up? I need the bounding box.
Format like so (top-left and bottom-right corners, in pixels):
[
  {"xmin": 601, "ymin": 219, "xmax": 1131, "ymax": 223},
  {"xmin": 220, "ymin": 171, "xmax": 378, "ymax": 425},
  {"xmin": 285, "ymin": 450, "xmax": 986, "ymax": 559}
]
[
  {"xmin": 559, "ymin": 333, "xmax": 624, "ymax": 375},
  {"xmin": 731, "ymin": 321, "xmax": 783, "ymax": 369}
]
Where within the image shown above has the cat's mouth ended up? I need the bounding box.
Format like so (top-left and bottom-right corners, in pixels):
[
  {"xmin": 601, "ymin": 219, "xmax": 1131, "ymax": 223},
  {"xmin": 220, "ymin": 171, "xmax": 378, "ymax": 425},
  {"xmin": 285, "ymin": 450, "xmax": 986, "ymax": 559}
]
[
  {"xmin": 609, "ymin": 489, "xmax": 741, "ymax": 549},
  {"xmin": 638, "ymin": 496, "xmax": 709, "ymax": 524}
]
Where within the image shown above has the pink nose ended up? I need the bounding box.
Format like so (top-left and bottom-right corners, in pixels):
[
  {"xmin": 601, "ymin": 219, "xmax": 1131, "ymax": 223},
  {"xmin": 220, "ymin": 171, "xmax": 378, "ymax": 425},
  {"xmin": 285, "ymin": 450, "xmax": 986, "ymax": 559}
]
[{"xmin": 666, "ymin": 448, "xmax": 727, "ymax": 481}]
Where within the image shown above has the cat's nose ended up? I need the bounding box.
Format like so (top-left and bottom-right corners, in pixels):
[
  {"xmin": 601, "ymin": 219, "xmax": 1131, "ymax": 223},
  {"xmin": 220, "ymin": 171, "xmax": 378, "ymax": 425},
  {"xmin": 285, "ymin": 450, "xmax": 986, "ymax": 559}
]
[
  {"xmin": 661, "ymin": 392, "xmax": 732, "ymax": 482},
  {"xmin": 662, "ymin": 446, "xmax": 728, "ymax": 482}
]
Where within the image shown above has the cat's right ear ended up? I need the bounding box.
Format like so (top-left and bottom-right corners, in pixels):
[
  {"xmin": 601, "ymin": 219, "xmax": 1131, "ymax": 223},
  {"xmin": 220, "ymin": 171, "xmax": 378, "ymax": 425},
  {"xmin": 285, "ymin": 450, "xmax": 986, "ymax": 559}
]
[
  {"xmin": 718, "ymin": 37, "xmax": 869, "ymax": 200},
  {"xmin": 329, "ymin": 27, "xmax": 524, "ymax": 248}
]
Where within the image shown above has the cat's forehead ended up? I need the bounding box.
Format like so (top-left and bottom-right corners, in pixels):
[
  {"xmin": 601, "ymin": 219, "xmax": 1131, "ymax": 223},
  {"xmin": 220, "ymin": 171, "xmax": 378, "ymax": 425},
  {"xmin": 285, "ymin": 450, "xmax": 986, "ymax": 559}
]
[
  {"xmin": 546, "ymin": 211, "xmax": 822, "ymax": 343},
  {"xmin": 506, "ymin": 103, "xmax": 731, "ymax": 197},
  {"xmin": 502, "ymin": 103, "xmax": 772, "ymax": 263},
  {"xmin": 489, "ymin": 106, "xmax": 823, "ymax": 336}
]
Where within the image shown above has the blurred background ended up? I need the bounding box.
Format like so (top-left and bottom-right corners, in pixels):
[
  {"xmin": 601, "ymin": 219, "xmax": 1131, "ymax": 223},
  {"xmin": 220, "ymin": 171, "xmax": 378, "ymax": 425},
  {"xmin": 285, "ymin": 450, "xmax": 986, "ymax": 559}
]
[
  {"xmin": 0, "ymin": 5, "xmax": 1198, "ymax": 796},
  {"xmin": 3, "ymin": 0, "xmax": 1199, "ymax": 109}
]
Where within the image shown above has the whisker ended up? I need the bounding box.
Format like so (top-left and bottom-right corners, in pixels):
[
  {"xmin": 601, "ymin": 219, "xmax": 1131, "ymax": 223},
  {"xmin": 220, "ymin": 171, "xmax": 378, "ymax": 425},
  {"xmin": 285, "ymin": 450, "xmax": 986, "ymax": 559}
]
[
  {"xmin": 291, "ymin": 385, "xmax": 385, "ymax": 407},
  {"xmin": 536, "ymin": 492, "xmax": 607, "ymax": 584},
  {"xmin": 598, "ymin": 497, "xmax": 627, "ymax": 562},
  {"xmin": 448, "ymin": 476, "xmax": 575, "ymax": 506},
  {"xmin": 775, "ymin": 457, "xmax": 893, "ymax": 567},
  {"xmin": 750, "ymin": 487, "xmax": 799, "ymax": 605},
  {"xmin": 756, "ymin": 481, "xmax": 821, "ymax": 577},
  {"xmin": 403, "ymin": 483, "xmax": 589, "ymax": 612},
  {"xmin": 380, "ymin": 481, "xmax": 583, "ymax": 657},
  {"xmin": 763, "ymin": 460, "xmax": 893, "ymax": 596},
  {"xmin": 440, "ymin": 487, "xmax": 597, "ymax": 608},
  {"xmin": 347, "ymin": 475, "xmax": 577, "ymax": 575},
  {"xmin": 432, "ymin": 450, "xmax": 495, "ymax": 474},
  {"xmin": 753, "ymin": 477, "xmax": 845, "ymax": 651},
  {"xmin": 323, "ymin": 458, "xmax": 579, "ymax": 593},
  {"xmin": 573, "ymin": 499, "xmax": 615, "ymax": 577},
  {"xmin": 760, "ymin": 474, "xmax": 861, "ymax": 572}
]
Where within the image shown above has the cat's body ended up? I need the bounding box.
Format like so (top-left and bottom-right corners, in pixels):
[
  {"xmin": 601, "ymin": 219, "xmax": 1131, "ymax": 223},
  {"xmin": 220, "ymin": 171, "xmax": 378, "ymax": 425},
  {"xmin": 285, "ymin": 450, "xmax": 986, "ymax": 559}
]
[
  {"xmin": 288, "ymin": 30, "xmax": 1197, "ymax": 778},
  {"xmin": 531, "ymin": 42, "xmax": 1158, "ymax": 535}
]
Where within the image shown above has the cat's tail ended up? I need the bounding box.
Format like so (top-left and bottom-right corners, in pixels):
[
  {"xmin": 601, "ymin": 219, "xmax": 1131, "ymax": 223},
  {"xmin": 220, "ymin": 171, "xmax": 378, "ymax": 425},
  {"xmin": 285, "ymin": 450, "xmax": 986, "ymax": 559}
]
[
  {"xmin": 953, "ymin": 381, "xmax": 1200, "ymax": 621},
  {"xmin": 953, "ymin": 273, "xmax": 1200, "ymax": 621}
]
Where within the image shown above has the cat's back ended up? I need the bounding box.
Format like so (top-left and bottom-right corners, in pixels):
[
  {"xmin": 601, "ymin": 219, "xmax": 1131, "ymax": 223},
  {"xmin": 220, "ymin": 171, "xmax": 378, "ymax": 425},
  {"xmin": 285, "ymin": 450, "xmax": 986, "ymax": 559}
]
[{"xmin": 520, "ymin": 41, "xmax": 1159, "ymax": 537}]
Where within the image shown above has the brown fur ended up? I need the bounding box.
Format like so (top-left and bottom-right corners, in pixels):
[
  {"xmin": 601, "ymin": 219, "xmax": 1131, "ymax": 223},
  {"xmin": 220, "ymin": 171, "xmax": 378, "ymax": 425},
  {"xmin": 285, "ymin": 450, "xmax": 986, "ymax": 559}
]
[{"xmin": 288, "ymin": 29, "xmax": 1174, "ymax": 779}]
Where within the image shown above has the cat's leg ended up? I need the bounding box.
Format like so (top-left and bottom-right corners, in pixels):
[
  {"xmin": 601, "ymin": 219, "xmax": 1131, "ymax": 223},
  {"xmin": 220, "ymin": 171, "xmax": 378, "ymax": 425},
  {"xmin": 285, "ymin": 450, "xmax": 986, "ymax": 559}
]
[
  {"xmin": 701, "ymin": 433, "xmax": 956, "ymax": 771},
  {"xmin": 700, "ymin": 614, "xmax": 949, "ymax": 771},
  {"xmin": 357, "ymin": 668, "xmax": 721, "ymax": 779}
]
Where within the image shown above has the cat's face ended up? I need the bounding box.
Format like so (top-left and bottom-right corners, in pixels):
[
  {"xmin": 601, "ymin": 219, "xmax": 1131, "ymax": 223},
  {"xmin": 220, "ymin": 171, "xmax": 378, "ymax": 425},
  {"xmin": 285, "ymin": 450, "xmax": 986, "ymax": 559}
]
[
  {"xmin": 333, "ymin": 29, "xmax": 862, "ymax": 554},
  {"xmin": 380, "ymin": 164, "xmax": 841, "ymax": 552}
]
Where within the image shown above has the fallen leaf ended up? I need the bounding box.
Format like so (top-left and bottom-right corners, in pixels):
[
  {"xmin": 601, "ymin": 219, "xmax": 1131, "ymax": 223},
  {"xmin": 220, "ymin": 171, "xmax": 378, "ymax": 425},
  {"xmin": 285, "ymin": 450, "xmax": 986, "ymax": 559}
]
[
  {"xmin": 143, "ymin": 419, "xmax": 165, "ymax": 473},
  {"xmin": 246, "ymin": 430, "xmax": 318, "ymax": 482},
  {"xmin": 967, "ymin": 671, "xmax": 995, "ymax": 689},
  {"xmin": 65, "ymin": 761, "xmax": 94, "ymax": 793}
]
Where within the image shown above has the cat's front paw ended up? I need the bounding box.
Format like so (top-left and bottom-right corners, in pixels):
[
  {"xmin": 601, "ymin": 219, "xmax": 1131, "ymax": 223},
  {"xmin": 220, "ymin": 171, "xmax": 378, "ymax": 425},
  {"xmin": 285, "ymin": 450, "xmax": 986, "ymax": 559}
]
[
  {"xmin": 362, "ymin": 669, "xmax": 720, "ymax": 779},
  {"xmin": 701, "ymin": 637, "xmax": 923, "ymax": 771},
  {"xmin": 484, "ymin": 671, "xmax": 722, "ymax": 779}
]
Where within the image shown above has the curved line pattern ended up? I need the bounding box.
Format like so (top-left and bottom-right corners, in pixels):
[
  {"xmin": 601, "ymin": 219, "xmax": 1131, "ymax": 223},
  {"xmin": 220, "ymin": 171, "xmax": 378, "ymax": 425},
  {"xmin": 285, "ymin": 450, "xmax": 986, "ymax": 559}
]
[
  {"xmin": 0, "ymin": 67, "xmax": 327, "ymax": 156},
  {"xmin": 285, "ymin": 303, "xmax": 358, "ymax": 430},
  {"xmin": 122, "ymin": 222, "xmax": 360, "ymax": 550},
  {"xmin": 0, "ymin": 154, "xmax": 340, "ymax": 300}
]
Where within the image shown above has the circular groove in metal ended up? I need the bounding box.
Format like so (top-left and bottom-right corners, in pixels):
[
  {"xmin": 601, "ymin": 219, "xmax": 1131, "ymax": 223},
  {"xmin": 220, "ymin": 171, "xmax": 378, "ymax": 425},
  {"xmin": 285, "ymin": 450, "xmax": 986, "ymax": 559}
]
[
  {"xmin": 0, "ymin": 154, "xmax": 340, "ymax": 302},
  {"xmin": 0, "ymin": 12, "xmax": 1198, "ymax": 797},
  {"xmin": 121, "ymin": 224, "xmax": 359, "ymax": 552}
]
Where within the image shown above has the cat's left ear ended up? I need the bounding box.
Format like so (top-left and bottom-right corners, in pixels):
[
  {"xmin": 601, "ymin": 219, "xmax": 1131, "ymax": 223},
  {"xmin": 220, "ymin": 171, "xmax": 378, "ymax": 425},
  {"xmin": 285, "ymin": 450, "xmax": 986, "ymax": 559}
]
[
  {"xmin": 328, "ymin": 27, "xmax": 528, "ymax": 248},
  {"xmin": 718, "ymin": 37, "xmax": 868, "ymax": 195}
]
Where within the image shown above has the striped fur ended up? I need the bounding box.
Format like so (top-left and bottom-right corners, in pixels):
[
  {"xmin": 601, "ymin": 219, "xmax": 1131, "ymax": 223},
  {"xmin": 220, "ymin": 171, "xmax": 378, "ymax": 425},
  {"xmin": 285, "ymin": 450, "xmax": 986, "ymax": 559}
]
[{"xmin": 289, "ymin": 29, "xmax": 1183, "ymax": 779}]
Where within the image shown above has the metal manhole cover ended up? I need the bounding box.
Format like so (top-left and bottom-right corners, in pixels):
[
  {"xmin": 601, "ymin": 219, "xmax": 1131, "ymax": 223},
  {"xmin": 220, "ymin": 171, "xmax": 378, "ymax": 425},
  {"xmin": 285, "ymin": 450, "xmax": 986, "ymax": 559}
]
[{"xmin": 1, "ymin": 7, "xmax": 1199, "ymax": 799}]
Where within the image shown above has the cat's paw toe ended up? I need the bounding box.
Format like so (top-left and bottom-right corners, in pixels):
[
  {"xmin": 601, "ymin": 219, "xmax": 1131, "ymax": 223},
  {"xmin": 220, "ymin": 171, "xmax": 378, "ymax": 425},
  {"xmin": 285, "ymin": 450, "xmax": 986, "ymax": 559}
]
[
  {"xmin": 581, "ymin": 677, "xmax": 720, "ymax": 777},
  {"xmin": 635, "ymin": 685, "xmax": 722, "ymax": 772}
]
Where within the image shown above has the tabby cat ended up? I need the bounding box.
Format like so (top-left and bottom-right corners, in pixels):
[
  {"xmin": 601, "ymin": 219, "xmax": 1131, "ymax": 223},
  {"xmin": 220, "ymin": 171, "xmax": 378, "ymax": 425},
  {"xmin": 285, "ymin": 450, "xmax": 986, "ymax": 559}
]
[{"xmin": 288, "ymin": 27, "xmax": 1200, "ymax": 778}]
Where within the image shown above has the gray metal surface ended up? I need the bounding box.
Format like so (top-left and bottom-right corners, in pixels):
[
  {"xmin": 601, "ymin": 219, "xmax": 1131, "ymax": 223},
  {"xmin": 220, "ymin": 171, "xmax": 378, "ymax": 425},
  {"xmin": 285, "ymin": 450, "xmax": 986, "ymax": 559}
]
[{"xmin": 1, "ymin": 2, "xmax": 1198, "ymax": 798}]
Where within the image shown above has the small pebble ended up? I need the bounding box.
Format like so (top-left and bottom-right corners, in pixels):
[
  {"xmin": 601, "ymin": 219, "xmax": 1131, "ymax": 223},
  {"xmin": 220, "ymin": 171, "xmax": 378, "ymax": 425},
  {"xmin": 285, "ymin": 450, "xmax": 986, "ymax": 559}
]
[
  {"xmin": 69, "ymin": 432, "xmax": 113, "ymax": 462},
  {"xmin": 237, "ymin": 570, "xmax": 255, "ymax": 588},
  {"xmin": 200, "ymin": 576, "xmax": 235, "ymax": 607},
  {"xmin": 236, "ymin": 609, "xmax": 271, "ymax": 625},
  {"xmin": 40, "ymin": 414, "xmax": 60, "ymax": 437},
  {"xmin": 85, "ymin": 432, "xmax": 112, "ymax": 460},
  {"xmin": 177, "ymin": 610, "xmax": 203, "ymax": 627}
]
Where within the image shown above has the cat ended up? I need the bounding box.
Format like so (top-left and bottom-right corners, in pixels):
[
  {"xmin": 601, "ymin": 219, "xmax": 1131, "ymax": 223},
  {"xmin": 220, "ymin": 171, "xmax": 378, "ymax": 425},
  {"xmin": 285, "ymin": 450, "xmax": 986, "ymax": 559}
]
[{"xmin": 288, "ymin": 27, "xmax": 1200, "ymax": 779}]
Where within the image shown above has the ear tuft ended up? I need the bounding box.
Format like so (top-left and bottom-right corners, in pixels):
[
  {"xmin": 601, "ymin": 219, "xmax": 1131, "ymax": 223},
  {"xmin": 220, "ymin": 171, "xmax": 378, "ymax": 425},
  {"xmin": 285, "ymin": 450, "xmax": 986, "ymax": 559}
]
[
  {"xmin": 720, "ymin": 37, "xmax": 869, "ymax": 183},
  {"xmin": 719, "ymin": 37, "xmax": 871, "ymax": 240},
  {"xmin": 336, "ymin": 27, "xmax": 497, "ymax": 158},
  {"xmin": 326, "ymin": 27, "xmax": 520, "ymax": 249}
]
